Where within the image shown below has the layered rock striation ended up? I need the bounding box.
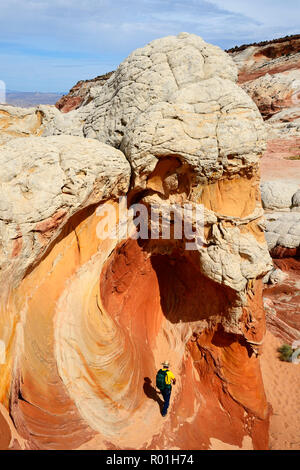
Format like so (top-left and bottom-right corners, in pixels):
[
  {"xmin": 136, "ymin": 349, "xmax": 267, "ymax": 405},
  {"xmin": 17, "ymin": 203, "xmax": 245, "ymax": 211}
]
[
  {"xmin": 0, "ymin": 33, "xmax": 272, "ymax": 450},
  {"xmin": 228, "ymin": 35, "xmax": 300, "ymax": 134}
]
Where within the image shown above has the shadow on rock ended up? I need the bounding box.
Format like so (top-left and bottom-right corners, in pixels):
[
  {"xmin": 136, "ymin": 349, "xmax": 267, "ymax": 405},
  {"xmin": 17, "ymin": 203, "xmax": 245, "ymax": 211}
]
[{"xmin": 143, "ymin": 377, "xmax": 164, "ymax": 414}]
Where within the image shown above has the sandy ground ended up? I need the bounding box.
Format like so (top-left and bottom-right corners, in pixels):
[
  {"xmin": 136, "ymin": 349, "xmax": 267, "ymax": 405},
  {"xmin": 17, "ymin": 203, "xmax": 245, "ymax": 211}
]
[
  {"xmin": 260, "ymin": 138, "xmax": 300, "ymax": 184},
  {"xmin": 79, "ymin": 329, "xmax": 299, "ymax": 451},
  {"xmin": 260, "ymin": 330, "xmax": 300, "ymax": 450}
]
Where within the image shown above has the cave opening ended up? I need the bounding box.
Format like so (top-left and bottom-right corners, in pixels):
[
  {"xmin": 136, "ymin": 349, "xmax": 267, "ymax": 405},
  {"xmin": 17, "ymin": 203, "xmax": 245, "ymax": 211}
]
[
  {"xmin": 100, "ymin": 238, "xmax": 238, "ymax": 329},
  {"xmin": 150, "ymin": 251, "xmax": 237, "ymax": 324}
]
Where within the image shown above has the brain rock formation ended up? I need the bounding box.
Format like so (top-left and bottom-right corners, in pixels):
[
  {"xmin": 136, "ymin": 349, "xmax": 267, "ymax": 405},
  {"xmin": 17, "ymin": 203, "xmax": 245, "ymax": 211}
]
[{"xmin": 0, "ymin": 33, "xmax": 273, "ymax": 450}]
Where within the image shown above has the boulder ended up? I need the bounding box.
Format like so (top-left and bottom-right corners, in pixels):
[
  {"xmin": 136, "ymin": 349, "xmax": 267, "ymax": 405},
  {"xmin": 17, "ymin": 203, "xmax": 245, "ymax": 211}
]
[
  {"xmin": 268, "ymin": 268, "xmax": 288, "ymax": 285},
  {"xmin": 0, "ymin": 104, "xmax": 81, "ymax": 146},
  {"xmin": 264, "ymin": 211, "xmax": 300, "ymax": 254},
  {"xmin": 260, "ymin": 180, "xmax": 299, "ymax": 210},
  {"xmin": 0, "ymin": 105, "xmax": 43, "ymax": 145},
  {"xmin": 292, "ymin": 189, "xmax": 300, "ymax": 208}
]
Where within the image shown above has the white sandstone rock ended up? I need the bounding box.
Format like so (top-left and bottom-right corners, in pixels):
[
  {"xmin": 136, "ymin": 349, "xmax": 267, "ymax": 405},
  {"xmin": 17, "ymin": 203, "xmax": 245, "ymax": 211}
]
[
  {"xmin": 292, "ymin": 189, "xmax": 300, "ymax": 208},
  {"xmin": 260, "ymin": 180, "xmax": 299, "ymax": 210},
  {"xmin": 264, "ymin": 211, "xmax": 300, "ymax": 250},
  {"xmin": 0, "ymin": 135, "xmax": 131, "ymax": 285},
  {"xmin": 269, "ymin": 268, "xmax": 288, "ymax": 285},
  {"xmin": 41, "ymin": 33, "xmax": 266, "ymax": 188}
]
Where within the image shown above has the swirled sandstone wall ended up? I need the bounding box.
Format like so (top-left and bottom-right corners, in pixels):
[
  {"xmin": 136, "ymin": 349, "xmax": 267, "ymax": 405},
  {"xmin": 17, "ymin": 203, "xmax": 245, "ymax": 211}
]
[{"xmin": 0, "ymin": 33, "xmax": 273, "ymax": 450}]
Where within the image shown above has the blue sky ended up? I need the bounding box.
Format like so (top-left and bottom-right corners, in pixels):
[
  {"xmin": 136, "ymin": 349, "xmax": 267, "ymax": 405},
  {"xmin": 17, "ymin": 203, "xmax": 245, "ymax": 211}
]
[{"xmin": 0, "ymin": 0, "xmax": 299, "ymax": 93}]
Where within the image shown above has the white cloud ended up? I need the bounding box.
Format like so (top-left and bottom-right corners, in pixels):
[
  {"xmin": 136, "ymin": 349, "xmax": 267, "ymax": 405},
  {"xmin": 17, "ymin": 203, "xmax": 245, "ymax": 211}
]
[
  {"xmin": 207, "ymin": 0, "xmax": 300, "ymax": 32},
  {"xmin": 0, "ymin": 0, "xmax": 298, "ymax": 91}
]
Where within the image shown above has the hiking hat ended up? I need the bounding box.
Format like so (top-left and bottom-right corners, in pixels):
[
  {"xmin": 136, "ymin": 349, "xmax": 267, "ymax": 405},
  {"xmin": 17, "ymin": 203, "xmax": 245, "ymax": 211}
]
[{"xmin": 162, "ymin": 361, "xmax": 170, "ymax": 368}]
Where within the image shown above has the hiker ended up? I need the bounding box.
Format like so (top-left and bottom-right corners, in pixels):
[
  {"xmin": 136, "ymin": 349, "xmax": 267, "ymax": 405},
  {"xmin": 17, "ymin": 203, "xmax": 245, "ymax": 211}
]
[{"xmin": 156, "ymin": 361, "xmax": 176, "ymax": 417}]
